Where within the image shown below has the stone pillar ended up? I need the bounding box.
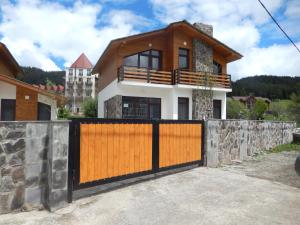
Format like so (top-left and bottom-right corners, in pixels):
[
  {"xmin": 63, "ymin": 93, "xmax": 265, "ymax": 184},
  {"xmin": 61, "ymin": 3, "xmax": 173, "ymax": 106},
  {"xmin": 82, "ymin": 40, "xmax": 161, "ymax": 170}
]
[
  {"xmin": 104, "ymin": 95, "xmax": 122, "ymax": 118},
  {"xmin": 45, "ymin": 122, "xmax": 69, "ymax": 211},
  {"xmin": 192, "ymin": 29, "xmax": 214, "ymax": 120},
  {"xmin": 192, "ymin": 89, "xmax": 213, "ymax": 120}
]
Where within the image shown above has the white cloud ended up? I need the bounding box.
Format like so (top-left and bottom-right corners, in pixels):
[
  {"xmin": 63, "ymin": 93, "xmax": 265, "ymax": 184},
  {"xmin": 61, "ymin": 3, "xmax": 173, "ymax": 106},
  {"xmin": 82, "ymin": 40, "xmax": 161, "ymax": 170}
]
[
  {"xmin": 0, "ymin": 0, "xmax": 146, "ymax": 70},
  {"xmin": 150, "ymin": 0, "xmax": 300, "ymax": 79}
]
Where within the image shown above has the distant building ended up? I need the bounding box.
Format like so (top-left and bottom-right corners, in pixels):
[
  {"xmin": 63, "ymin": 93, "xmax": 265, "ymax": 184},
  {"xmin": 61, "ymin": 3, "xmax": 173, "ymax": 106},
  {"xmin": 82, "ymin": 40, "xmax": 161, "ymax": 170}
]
[
  {"xmin": 232, "ymin": 96, "xmax": 271, "ymax": 109},
  {"xmin": 65, "ymin": 53, "xmax": 96, "ymax": 114}
]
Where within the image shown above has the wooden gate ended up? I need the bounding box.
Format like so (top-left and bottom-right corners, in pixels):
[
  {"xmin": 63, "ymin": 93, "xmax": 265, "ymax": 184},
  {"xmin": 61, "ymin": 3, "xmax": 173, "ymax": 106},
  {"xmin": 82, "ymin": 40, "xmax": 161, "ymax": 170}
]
[{"xmin": 68, "ymin": 119, "xmax": 204, "ymax": 202}]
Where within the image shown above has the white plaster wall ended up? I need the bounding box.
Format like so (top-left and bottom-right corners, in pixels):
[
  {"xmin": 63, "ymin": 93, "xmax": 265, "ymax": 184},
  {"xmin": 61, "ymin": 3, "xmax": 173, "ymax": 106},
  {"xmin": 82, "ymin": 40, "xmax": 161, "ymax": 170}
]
[
  {"xmin": 213, "ymin": 91, "xmax": 227, "ymax": 119},
  {"xmin": 38, "ymin": 94, "xmax": 58, "ymax": 120},
  {"xmin": 0, "ymin": 81, "xmax": 16, "ymax": 118},
  {"xmin": 98, "ymin": 79, "xmax": 228, "ymax": 119}
]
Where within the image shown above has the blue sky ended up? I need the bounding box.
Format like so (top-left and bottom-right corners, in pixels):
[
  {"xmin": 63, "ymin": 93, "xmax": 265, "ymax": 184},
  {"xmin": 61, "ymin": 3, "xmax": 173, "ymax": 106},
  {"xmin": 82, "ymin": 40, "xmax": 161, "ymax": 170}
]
[{"xmin": 0, "ymin": 0, "xmax": 299, "ymax": 79}]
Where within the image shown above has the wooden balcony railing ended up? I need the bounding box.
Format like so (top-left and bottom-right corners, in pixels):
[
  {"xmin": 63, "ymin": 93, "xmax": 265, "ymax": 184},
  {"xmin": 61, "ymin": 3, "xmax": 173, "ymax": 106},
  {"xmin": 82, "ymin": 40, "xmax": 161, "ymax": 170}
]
[
  {"xmin": 118, "ymin": 66, "xmax": 173, "ymax": 85},
  {"xmin": 118, "ymin": 66, "xmax": 231, "ymax": 88},
  {"xmin": 175, "ymin": 70, "xmax": 231, "ymax": 88}
]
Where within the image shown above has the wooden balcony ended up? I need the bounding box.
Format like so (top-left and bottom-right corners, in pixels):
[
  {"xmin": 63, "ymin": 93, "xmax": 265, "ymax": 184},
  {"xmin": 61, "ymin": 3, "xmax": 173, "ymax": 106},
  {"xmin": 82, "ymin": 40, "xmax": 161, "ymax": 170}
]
[
  {"xmin": 175, "ymin": 70, "xmax": 231, "ymax": 89},
  {"xmin": 118, "ymin": 66, "xmax": 231, "ymax": 88},
  {"xmin": 118, "ymin": 66, "xmax": 173, "ymax": 85}
]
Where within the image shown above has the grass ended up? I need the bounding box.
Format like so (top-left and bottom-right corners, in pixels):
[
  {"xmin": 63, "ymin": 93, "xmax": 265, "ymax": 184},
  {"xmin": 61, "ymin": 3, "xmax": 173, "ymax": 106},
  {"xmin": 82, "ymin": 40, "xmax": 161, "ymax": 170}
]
[{"xmin": 270, "ymin": 143, "xmax": 300, "ymax": 153}]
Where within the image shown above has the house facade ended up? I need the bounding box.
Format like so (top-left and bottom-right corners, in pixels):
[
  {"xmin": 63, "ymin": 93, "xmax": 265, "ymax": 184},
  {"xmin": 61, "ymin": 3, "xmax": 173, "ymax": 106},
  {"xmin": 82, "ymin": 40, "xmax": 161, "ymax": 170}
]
[
  {"xmin": 93, "ymin": 21, "xmax": 242, "ymax": 120},
  {"xmin": 0, "ymin": 42, "xmax": 64, "ymax": 121},
  {"xmin": 65, "ymin": 53, "xmax": 97, "ymax": 114}
]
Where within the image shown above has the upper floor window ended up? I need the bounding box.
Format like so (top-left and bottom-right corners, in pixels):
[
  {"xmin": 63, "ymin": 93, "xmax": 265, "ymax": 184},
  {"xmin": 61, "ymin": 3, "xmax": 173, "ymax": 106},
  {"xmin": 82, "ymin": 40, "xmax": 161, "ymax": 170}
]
[
  {"xmin": 69, "ymin": 69, "xmax": 73, "ymax": 76},
  {"xmin": 79, "ymin": 69, "xmax": 83, "ymax": 76},
  {"xmin": 123, "ymin": 49, "xmax": 161, "ymax": 70},
  {"xmin": 179, "ymin": 48, "xmax": 189, "ymax": 70},
  {"xmin": 213, "ymin": 61, "xmax": 222, "ymax": 75},
  {"xmin": 87, "ymin": 69, "xmax": 91, "ymax": 76}
]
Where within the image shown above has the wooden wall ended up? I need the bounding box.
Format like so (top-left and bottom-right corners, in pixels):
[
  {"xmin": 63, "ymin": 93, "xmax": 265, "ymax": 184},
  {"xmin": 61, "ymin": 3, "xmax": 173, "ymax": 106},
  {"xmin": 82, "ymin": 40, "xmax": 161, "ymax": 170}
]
[
  {"xmin": 16, "ymin": 86, "xmax": 38, "ymax": 120},
  {"xmin": 0, "ymin": 60, "xmax": 15, "ymax": 78}
]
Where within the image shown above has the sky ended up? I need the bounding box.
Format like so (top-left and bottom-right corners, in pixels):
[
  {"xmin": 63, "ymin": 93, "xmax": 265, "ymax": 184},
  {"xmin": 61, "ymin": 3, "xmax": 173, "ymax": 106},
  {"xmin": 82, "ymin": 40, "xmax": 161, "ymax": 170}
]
[{"xmin": 0, "ymin": 0, "xmax": 300, "ymax": 80}]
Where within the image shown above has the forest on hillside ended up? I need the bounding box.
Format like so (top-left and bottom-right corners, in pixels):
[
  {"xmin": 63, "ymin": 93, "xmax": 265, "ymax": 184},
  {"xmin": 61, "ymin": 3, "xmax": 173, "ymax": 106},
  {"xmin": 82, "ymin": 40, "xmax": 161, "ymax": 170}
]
[
  {"xmin": 18, "ymin": 66, "xmax": 64, "ymax": 85},
  {"xmin": 231, "ymin": 75, "xmax": 300, "ymax": 100}
]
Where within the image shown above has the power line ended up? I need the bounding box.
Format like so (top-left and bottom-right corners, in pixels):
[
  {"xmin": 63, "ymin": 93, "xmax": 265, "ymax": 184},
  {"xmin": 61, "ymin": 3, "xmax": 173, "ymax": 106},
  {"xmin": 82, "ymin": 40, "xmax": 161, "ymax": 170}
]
[{"xmin": 257, "ymin": 0, "xmax": 300, "ymax": 54}]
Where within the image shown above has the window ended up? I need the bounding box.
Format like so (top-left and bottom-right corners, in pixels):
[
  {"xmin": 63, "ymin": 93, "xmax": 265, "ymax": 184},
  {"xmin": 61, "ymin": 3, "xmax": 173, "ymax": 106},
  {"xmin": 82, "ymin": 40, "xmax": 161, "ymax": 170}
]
[
  {"xmin": 122, "ymin": 96, "xmax": 161, "ymax": 119},
  {"xmin": 87, "ymin": 69, "xmax": 91, "ymax": 76},
  {"xmin": 123, "ymin": 49, "xmax": 161, "ymax": 70},
  {"xmin": 213, "ymin": 100, "xmax": 222, "ymax": 119},
  {"xmin": 1, "ymin": 99, "xmax": 16, "ymax": 121},
  {"xmin": 178, "ymin": 97, "xmax": 189, "ymax": 120},
  {"xmin": 38, "ymin": 102, "xmax": 51, "ymax": 120},
  {"xmin": 179, "ymin": 48, "xmax": 189, "ymax": 69},
  {"xmin": 213, "ymin": 61, "xmax": 222, "ymax": 75},
  {"xmin": 79, "ymin": 69, "xmax": 83, "ymax": 76},
  {"xmin": 69, "ymin": 69, "xmax": 73, "ymax": 76}
]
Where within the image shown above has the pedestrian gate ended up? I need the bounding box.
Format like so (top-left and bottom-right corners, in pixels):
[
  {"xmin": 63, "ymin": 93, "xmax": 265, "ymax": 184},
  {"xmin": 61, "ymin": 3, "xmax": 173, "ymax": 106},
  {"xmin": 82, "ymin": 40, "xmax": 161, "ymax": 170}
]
[{"xmin": 68, "ymin": 119, "xmax": 204, "ymax": 202}]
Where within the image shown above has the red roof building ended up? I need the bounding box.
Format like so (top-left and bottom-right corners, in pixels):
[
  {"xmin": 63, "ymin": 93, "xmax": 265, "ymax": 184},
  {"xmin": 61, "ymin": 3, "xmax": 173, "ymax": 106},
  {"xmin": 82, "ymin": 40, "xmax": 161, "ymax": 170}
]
[{"xmin": 70, "ymin": 53, "xmax": 93, "ymax": 69}]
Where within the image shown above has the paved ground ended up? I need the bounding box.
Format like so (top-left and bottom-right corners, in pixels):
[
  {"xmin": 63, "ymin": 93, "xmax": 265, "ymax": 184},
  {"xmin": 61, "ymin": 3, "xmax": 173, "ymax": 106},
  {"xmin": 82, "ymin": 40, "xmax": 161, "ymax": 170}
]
[{"xmin": 1, "ymin": 151, "xmax": 300, "ymax": 225}]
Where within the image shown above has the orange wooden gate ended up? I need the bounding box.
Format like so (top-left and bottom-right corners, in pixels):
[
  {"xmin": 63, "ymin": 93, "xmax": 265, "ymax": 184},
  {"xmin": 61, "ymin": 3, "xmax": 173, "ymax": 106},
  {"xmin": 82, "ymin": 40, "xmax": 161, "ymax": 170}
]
[{"xmin": 68, "ymin": 119, "xmax": 204, "ymax": 202}]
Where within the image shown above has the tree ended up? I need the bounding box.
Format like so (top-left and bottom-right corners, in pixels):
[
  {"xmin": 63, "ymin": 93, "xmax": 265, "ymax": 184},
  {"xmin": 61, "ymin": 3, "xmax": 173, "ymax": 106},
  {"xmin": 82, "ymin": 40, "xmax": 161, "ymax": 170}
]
[
  {"xmin": 250, "ymin": 99, "xmax": 268, "ymax": 120},
  {"xmin": 227, "ymin": 99, "xmax": 249, "ymax": 119},
  {"xmin": 289, "ymin": 93, "xmax": 300, "ymax": 126},
  {"xmin": 57, "ymin": 107, "xmax": 70, "ymax": 119},
  {"xmin": 82, "ymin": 98, "xmax": 97, "ymax": 117}
]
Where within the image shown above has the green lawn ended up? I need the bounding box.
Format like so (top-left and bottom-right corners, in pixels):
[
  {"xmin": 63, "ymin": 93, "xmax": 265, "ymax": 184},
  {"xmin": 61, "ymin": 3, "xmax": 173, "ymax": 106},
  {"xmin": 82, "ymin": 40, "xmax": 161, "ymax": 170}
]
[{"xmin": 270, "ymin": 143, "xmax": 300, "ymax": 153}]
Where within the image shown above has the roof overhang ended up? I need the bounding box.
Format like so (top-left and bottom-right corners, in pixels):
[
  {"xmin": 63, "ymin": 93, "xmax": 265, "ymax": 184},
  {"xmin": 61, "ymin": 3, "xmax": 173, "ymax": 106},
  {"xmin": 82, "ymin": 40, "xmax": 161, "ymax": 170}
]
[
  {"xmin": 0, "ymin": 42, "xmax": 23, "ymax": 77},
  {"xmin": 92, "ymin": 20, "xmax": 243, "ymax": 74}
]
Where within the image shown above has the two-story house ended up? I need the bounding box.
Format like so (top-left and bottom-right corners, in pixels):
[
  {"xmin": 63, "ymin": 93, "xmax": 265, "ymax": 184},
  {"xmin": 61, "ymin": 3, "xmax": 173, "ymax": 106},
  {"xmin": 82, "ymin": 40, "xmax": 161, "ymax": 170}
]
[
  {"xmin": 65, "ymin": 53, "xmax": 97, "ymax": 114},
  {"xmin": 93, "ymin": 20, "xmax": 242, "ymax": 120}
]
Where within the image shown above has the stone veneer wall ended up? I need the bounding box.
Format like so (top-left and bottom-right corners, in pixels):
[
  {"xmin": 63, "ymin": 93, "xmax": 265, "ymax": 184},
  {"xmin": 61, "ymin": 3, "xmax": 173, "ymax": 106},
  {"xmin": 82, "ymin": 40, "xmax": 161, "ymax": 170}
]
[
  {"xmin": 0, "ymin": 121, "xmax": 69, "ymax": 214},
  {"xmin": 104, "ymin": 95, "xmax": 122, "ymax": 118},
  {"xmin": 192, "ymin": 23, "xmax": 214, "ymax": 120},
  {"xmin": 205, "ymin": 120, "xmax": 296, "ymax": 167}
]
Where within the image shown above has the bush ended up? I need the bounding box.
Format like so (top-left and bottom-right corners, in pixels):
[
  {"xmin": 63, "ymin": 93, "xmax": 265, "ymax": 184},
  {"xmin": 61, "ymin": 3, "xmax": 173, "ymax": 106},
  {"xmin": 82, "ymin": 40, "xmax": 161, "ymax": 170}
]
[
  {"xmin": 227, "ymin": 99, "xmax": 249, "ymax": 119},
  {"xmin": 250, "ymin": 99, "xmax": 268, "ymax": 120},
  {"xmin": 57, "ymin": 107, "xmax": 70, "ymax": 119},
  {"xmin": 289, "ymin": 93, "xmax": 300, "ymax": 126},
  {"xmin": 82, "ymin": 98, "xmax": 97, "ymax": 117}
]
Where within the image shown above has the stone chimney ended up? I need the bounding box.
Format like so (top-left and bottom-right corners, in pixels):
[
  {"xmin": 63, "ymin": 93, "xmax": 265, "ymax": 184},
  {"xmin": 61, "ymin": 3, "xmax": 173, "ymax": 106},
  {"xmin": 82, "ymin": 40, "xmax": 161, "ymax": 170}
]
[{"xmin": 193, "ymin": 22, "xmax": 213, "ymax": 36}]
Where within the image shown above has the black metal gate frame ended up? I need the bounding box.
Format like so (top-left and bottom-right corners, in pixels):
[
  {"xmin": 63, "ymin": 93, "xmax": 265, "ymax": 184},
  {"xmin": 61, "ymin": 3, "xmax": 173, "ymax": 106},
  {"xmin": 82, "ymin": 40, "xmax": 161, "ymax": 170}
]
[{"xmin": 68, "ymin": 119, "xmax": 205, "ymax": 203}]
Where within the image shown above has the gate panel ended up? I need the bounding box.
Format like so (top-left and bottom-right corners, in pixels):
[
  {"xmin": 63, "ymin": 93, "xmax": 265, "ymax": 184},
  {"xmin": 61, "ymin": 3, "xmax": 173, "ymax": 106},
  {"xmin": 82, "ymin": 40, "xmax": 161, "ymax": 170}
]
[
  {"xmin": 159, "ymin": 123, "xmax": 202, "ymax": 168},
  {"xmin": 80, "ymin": 123, "xmax": 152, "ymax": 184}
]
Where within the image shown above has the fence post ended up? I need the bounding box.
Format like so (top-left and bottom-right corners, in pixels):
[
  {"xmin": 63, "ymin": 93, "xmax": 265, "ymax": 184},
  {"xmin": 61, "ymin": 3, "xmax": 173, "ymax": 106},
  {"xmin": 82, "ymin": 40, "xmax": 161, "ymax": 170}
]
[
  {"xmin": 147, "ymin": 68, "xmax": 150, "ymax": 83},
  {"xmin": 152, "ymin": 120, "xmax": 159, "ymax": 172},
  {"xmin": 67, "ymin": 121, "xmax": 74, "ymax": 203}
]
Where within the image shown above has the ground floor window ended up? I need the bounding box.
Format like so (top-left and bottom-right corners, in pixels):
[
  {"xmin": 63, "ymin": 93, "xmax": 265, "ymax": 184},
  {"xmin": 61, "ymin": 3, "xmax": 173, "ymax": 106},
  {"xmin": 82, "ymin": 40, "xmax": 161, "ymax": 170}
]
[
  {"xmin": 213, "ymin": 100, "xmax": 222, "ymax": 119},
  {"xmin": 1, "ymin": 99, "xmax": 16, "ymax": 121},
  {"xmin": 122, "ymin": 96, "xmax": 161, "ymax": 119},
  {"xmin": 178, "ymin": 97, "xmax": 189, "ymax": 119},
  {"xmin": 38, "ymin": 102, "xmax": 51, "ymax": 120}
]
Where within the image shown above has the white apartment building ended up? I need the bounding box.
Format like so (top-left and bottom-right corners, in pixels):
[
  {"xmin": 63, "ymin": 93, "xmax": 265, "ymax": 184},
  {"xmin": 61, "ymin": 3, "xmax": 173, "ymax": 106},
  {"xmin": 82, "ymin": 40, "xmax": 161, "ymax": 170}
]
[{"xmin": 65, "ymin": 53, "xmax": 97, "ymax": 114}]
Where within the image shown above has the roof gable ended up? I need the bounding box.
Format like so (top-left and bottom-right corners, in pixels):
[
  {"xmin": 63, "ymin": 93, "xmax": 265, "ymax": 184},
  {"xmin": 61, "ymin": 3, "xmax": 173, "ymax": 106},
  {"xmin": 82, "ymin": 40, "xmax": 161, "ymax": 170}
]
[
  {"xmin": 70, "ymin": 53, "xmax": 93, "ymax": 69},
  {"xmin": 0, "ymin": 42, "xmax": 23, "ymax": 77}
]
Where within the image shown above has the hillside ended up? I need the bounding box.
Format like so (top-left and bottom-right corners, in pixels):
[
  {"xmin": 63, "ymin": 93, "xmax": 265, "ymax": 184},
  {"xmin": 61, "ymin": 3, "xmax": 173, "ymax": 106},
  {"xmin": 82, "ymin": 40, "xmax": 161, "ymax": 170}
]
[
  {"xmin": 231, "ymin": 75, "xmax": 300, "ymax": 100},
  {"xmin": 18, "ymin": 66, "xmax": 65, "ymax": 85}
]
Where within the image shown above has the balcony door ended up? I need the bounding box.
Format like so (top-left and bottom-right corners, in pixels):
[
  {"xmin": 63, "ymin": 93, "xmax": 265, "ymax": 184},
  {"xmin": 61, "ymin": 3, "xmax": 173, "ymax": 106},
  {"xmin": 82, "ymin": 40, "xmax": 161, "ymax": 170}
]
[
  {"xmin": 123, "ymin": 49, "xmax": 161, "ymax": 70},
  {"xmin": 1, "ymin": 99, "xmax": 16, "ymax": 121}
]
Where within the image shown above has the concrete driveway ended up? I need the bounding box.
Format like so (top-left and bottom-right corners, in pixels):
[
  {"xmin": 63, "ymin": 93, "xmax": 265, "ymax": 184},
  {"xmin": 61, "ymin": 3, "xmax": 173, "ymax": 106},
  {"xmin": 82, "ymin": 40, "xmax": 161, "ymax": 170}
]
[{"xmin": 1, "ymin": 164, "xmax": 300, "ymax": 225}]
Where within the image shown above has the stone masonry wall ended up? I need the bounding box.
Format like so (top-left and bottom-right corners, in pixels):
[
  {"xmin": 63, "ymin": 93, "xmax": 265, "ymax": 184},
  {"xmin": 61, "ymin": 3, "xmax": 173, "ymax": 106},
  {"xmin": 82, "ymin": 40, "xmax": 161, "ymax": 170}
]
[
  {"xmin": 192, "ymin": 89, "xmax": 213, "ymax": 120},
  {"xmin": 0, "ymin": 121, "xmax": 69, "ymax": 214},
  {"xmin": 104, "ymin": 95, "xmax": 122, "ymax": 118},
  {"xmin": 205, "ymin": 120, "xmax": 296, "ymax": 167}
]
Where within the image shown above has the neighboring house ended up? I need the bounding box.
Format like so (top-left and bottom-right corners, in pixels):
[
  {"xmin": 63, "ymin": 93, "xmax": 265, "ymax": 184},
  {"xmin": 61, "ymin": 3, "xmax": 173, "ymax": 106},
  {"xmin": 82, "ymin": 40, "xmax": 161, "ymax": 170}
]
[
  {"xmin": 93, "ymin": 20, "xmax": 242, "ymax": 120},
  {"xmin": 0, "ymin": 42, "xmax": 65, "ymax": 121},
  {"xmin": 65, "ymin": 53, "xmax": 97, "ymax": 114},
  {"xmin": 232, "ymin": 96, "xmax": 271, "ymax": 110},
  {"xmin": 33, "ymin": 84, "xmax": 65, "ymax": 95}
]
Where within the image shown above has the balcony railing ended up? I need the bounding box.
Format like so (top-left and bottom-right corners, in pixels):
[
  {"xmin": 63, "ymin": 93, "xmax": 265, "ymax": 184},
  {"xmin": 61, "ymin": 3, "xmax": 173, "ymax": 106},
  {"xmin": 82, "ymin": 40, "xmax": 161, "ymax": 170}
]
[
  {"xmin": 175, "ymin": 70, "xmax": 231, "ymax": 89},
  {"xmin": 117, "ymin": 66, "xmax": 231, "ymax": 88},
  {"xmin": 118, "ymin": 66, "xmax": 173, "ymax": 85}
]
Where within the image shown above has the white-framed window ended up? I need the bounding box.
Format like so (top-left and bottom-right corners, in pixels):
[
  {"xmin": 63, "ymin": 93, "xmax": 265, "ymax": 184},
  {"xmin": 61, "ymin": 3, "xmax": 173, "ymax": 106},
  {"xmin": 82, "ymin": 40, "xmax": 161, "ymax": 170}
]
[
  {"xmin": 79, "ymin": 69, "xmax": 83, "ymax": 76},
  {"xmin": 69, "ymin": 68, "xmax": 73, "ymax": 76}
]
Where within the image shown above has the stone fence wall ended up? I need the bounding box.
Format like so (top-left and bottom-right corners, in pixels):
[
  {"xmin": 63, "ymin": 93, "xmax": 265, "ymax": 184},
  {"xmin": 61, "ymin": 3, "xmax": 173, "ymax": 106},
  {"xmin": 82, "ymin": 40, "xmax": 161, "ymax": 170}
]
[
  {"xmin": 205, "ymin": 120, "xmax": 296, "ymax": 167},
  {"xmin": 0, "ymin": 121, "xmax": 69, "ymax": 214}
]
